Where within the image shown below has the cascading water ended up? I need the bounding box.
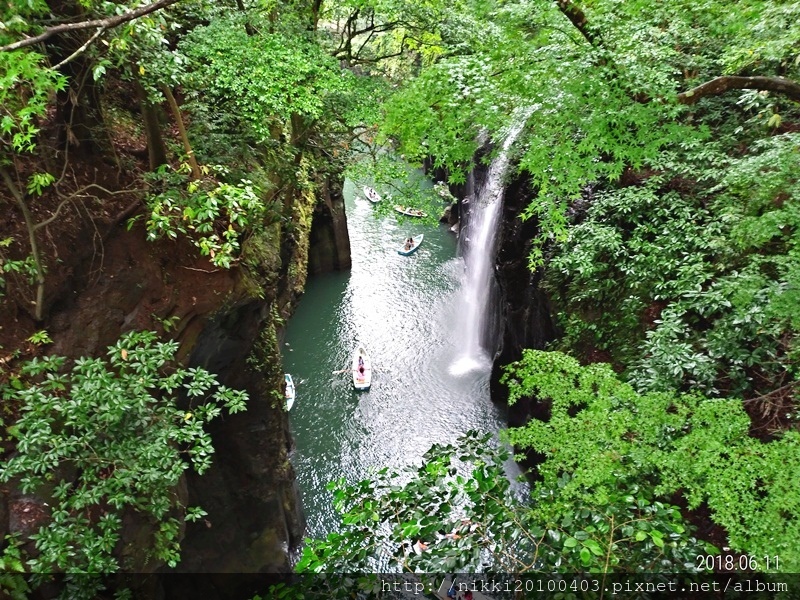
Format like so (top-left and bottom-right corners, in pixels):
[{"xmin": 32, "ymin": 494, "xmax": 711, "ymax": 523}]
[{"xmin": 450, "ymin": 112, "xmax": 531, "ymax": 375}]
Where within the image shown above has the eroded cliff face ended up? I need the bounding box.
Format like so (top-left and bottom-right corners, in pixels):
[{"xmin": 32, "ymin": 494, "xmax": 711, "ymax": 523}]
[
  {"xmin": 170, "ymin": 172, "xmax": 351, "ymax": 577},
  {"xmin": 307, "ymin": 177, "xmax": 351, "ymax": 275},
  {"xmin": 490, "ymin": 174, "xmax": 558, "ymax": 428},
  {"xmin": 0, "ymin": 166, "xmax": 351, "ymax": 583}
]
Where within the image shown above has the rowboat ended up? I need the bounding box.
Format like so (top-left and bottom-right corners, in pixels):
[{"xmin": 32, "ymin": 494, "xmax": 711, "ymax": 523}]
[
  {"xmin": 352, "ymin": 345, "xmax": 372, "ymax": 390},
  {"xmin": 398, "ymin": 234, "xmax": 424, "ymax": 256},
  {"xmin": 394, "ymin": 204, "xmax": 428, "ymax": 218},
  {"xmin": 363, "ymin": 186, "xmax": 382, "ymax": 203},
  {"xmin": 284, "ymin": 373, "xmax": 296, "ymax": 411}
]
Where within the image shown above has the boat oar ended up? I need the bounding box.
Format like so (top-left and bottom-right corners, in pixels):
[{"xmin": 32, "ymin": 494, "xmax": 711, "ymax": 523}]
[{"xmin": 332, "ymin": 368, "xmax": 349, "ymax": 374}]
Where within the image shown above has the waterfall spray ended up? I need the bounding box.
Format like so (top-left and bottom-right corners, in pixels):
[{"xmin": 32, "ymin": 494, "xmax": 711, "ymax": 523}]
[{"xmin": 450, "ymin": 111, "xmax": 532, "ymax": 375}]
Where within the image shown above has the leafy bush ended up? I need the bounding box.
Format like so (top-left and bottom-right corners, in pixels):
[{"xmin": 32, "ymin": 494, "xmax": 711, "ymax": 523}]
[
  {"xmin": 297, "ymin": 431, "xmax": 709, "ymax": 578},
  {"xmin": 144, "ymin": 164, "xmax": 272, "ymax": 268},
  {"xmin": 545, "ymin": 133, "xmax": 800, "ymax": 402},
  {"xmin": 0, "ymin": 50, "xmax": 66, "ymax": 156},
  {"xmin": 631, "ymin": 135, "xmax": 800, "ymax": 396},
  {"xmin": 0, "ymin": 330, "xmax": 248, "ymax": 573},
  {"xmin": 502, "ymin": 349, "xmax": 800, "ymax": 571},
  {"xmin": 546, "ymin": 183, "xmax": 725, "ymax": 371},
  {"xmin": 180, "ymin": 19, "xmax": 345, "ymax": 142}
]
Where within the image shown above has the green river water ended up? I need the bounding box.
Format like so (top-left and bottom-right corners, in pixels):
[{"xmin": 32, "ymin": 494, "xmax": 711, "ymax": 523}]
[{"xmin": 283, "ymin": 179, "xmax": 515, "ymax": 538}]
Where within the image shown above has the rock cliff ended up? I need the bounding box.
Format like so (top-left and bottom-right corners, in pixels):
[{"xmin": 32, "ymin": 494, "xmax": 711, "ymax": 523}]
[{"xmin": 0, "ymin": 167, "xmax": 351, "ymax": 585}]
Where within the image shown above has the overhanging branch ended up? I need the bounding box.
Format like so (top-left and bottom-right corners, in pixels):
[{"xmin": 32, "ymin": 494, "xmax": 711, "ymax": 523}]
[
  {"xmin": 554, "ymin": 2, "xmax": 800, "ymax": 106},
  {"xmin": 555, "ymin": 0, "xmax": 600, "ymax": 46},
  {"xmin": 677, "ymin": 75, "xmax": 800, "ymax": 104},
  {"xmin": 0, "ymin": 0, "xmax": 182, "ymax": 53}
]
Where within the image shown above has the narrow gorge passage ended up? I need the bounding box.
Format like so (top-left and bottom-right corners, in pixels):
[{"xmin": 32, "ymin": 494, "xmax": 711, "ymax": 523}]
[{"xmin": 284, "ymin": 179, "xmax": 518, "ymax": 538}]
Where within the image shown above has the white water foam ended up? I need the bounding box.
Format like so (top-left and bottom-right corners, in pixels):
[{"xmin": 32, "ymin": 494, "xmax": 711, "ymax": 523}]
[{"xmin": 451, "ymin": 110, "xmax": 532, "ymax": 375}]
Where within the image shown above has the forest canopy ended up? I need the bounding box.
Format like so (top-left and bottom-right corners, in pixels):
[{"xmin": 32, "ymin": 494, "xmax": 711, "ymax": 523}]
[{"xmin": 1, "ymin": 0, "xmax": 799, "ymax": 585}]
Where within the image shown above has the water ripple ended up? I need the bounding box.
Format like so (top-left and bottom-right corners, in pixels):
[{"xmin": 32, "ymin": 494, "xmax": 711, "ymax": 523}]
[{"xmin": 284, "ymin": 179, "xmax": 510, "ymax": 538}]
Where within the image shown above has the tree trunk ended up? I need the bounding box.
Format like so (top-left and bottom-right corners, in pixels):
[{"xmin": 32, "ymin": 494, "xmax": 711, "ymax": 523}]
[
  {"xmin": 161, "ymin": 84, "xmax": 201, "ymax": 180},
  {"xmin": 234, "ymin": 0, "xmax": 256, "ymax": 36},
  {"xmin": 310, "ymin": 0, "xmax": 323, "ymax": 31},
  {"xmin": 1, "ymin": 166, "xmax": 47, "ymax": 321},
  {"xmin": 133, "ymin": 77, "xmax": 168, "ymax": 171},
  {"xmin": 56, "ymin": 61, "xmax": 109, "ymax": 156}
]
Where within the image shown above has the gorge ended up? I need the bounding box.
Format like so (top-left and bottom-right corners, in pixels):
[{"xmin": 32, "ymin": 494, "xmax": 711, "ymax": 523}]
[{"xmin": 2, "ymin": 0, "xmax": 799, "ymax": 596}]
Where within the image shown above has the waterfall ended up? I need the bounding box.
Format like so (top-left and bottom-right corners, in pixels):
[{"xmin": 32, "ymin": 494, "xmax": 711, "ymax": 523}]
[{"xmin": 450, "ymin": 112, "xmax": 531, "ymax": 375}]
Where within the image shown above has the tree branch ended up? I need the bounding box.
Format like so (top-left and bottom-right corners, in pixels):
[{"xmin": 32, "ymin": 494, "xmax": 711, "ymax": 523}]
[
  {"xmin": 52, "ymin": 26, "xmax": 106, "ymax": 69},
  {"xmin": 553, "ymin": 2, "xmax": 800, "ymax": 107},
  {"xmin": 33, "ymin": 197, "xmax": 74, "ymax": 231},
  {"xmin": 0, "ymin": 0, "xmax": 182, "ymax": 53},
  {"xmin": 677, "ymin": 75, "xmax": 800, "ymax": 105},
  {"xmin": 744, "ymin": 380, "xmax": 799, "ymax": 404},
  {"xmin": 554, "ymin": 0, "xmax": 600, "ymax": 47}
]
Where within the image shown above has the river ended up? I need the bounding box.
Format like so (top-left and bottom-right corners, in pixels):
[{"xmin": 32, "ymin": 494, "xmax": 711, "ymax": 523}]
[{"xmin": 283, "ymin": 178, "xmax": 513, "ymax": 539}]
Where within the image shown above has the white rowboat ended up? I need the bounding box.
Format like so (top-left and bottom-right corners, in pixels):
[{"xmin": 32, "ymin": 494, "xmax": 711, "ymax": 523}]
[
  {"xmin": 284, "ymin": 373, "xmax": 296, "ymax": 411},
  {"xmin": 398, "ymin": 234, "xmax": 424, "ymax": 256},
  {"xmin": 363, "ymin": 186, "xmax": 382, "ymax": 203},
  {"xmin": 352, "ymin": 345, "xmax": 372, "ymax": 390},
  {"xmin": 394, "ymin": 204, "xmax": 428, "ymax": 218}
]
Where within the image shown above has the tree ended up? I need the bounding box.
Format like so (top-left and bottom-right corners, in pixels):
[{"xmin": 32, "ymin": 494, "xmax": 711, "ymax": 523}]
[
  {"xmin": 0, "ymin": 0, "xmax": 182, "ymax": 53},
  {"xmin": 502, "ymin": 350, "xmax": 800, "ymax": 571},
  {"xmin": 297, "ymin": 431, "xmax": 710, "ymax": 580},
  {"xmin": 0, "ymin": 0, "xmax": 186, "ymax": 319},
  {"xmin": 0, "ymin": 330, "xmax": 247, "ymax": 577},
  {"xmin": 379, "ymin": 0, "xmax": 800, "ymax": 263}
]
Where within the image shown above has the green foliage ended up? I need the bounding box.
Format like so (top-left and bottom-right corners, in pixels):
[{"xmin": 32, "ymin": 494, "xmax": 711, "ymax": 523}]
[
  {"xmin": 0, "ymin": 51, "xmax": 67, "ymax": 158},
  {"xmin": 296, "ymin": 431, "xmax": 512, "ymax": 573},
  {"xmin": 0, "ymin": 238, "xmax": 37, "ymax": 298},
  {"xmin": 545, "ymin": 131, "xmax": 800, "ymax": 400},
  {"xmin": 502, "ymin": 350, "xmax": 800, "ymax": 571},
  {"xmin": 297, "ymin": 431, "xmax": 709, "ymax": 579},
  {"xmin": 180, "ymin": 18, "xmax": 346, "ymax": 142},
  {"xmin": 26, "ymin": 330, "xmax": 52, "ymax": 346},
  {"xmin": 26, "ymin": 172, "xmax": 54, "ymax": 196},
  {"xmin": 3, "ymin": 0, "xmax": 799, "ymax": 583},
  {"xmin": 546, "ymin": 181, "xmax": 727, "ymax": 372},
  {"xmin": 144, "ymin": 164, "xmax": 272, "ymax": 268},
  {"xmin": 317, "ymin": 0, "xmax": 453, "ymax": 73},
  {"xmin": 378, "ymin": 0, "xmax": 715, "ymax": 263},
  {"xmin": 0, "ymin": 330, "xmax": 248, "ymax": 573},
  {"xmin": 379, "ymin": 0, "xmax": 800, "ymax": 267},
  {"xmin": 0, "ymin": 536, "xmax": 29, "ymax": 600},
  {"xmin": 346, "ymin": 152, "xmax": 447, "ymax": 225}
]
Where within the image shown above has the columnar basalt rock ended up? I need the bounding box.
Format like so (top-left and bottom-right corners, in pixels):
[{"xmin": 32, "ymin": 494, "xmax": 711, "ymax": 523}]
[
  {"xmin": 490, "ymin": 173, "xmax": 558, "ymax": 427},
  {"xmin": 307, "ymin": 177, "xmax": 352, "ymax": 276}
]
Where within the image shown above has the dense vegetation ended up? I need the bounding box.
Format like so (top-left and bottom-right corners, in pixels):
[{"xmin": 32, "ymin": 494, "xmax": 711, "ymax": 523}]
[
  {"xmin": 2, "ymin": 0, "xmax": 799, "ymax": 592},
  {"xmin": 1, "ymin": 0, "xmax": 376, "ymax": 587},
  {"xmin": 296, "ymin": 0, "xmax": 800, "ymax": 585},
  {"xmin": 2, "ymin": 331, "xmax": 247, "ymax": 573}
]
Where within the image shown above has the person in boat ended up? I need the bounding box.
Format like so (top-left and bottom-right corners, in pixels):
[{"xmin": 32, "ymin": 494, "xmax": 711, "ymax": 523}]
[
  {"xmin": 358, "ymin": 355, "xmax": 365, "ymax": 375},
  {"xmin": 404, "ymin": 237, "xmax": 413, "ymax": 250}
]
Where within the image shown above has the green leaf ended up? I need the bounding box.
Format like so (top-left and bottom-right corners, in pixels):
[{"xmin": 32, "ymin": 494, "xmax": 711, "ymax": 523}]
[
  {"xmin": 584, "ymin": 539, "xmax": 604, "ymax": 556},
  {"xmin": 564, "ymin": 537, "xmax": 579, "ymax": 548},
  {"xmin": 580, "ymin": 547, "xmax": 592, "ymax": 566}
]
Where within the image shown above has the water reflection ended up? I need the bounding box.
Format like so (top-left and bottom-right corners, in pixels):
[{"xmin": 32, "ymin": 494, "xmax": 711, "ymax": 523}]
[{"xmin": 284, "ymin": 179, "xmax": 516, "ymax": 539}]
